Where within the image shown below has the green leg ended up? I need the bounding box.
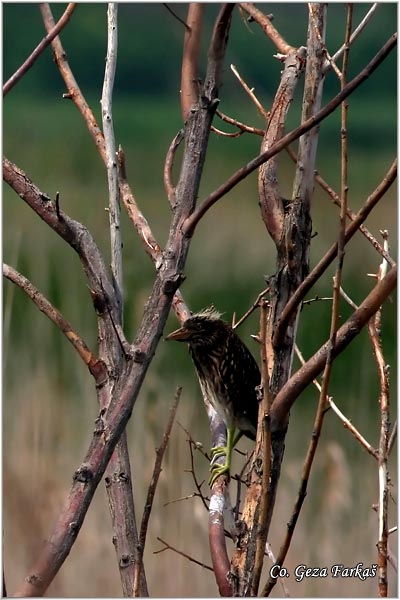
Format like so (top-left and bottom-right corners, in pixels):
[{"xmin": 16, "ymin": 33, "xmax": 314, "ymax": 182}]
[{"xmin": 209, "ymin": 427, "xmax": 243, "ymax": 486}]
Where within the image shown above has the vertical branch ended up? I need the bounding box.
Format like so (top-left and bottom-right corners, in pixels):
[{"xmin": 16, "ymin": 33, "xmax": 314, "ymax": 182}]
[
  {"xmin": 181, "ymin": 3, "xmax": 204, "ymax": 121},
  {"xmin": 251, "ymin": 299, "xmax": 272, "ymax": 595},
  {"xmin": 102, "ymin": 3, "xmax": 123, "ymax": 321},
  {"xmin": 369, "ymin": 231, "xmax": 391, "ymax": 597}
]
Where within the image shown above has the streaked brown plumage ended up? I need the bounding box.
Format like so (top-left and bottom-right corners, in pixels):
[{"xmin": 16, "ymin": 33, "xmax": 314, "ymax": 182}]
[{"xmin": 166, "ymin": 307, "xmax": 260, "ymax": 483}]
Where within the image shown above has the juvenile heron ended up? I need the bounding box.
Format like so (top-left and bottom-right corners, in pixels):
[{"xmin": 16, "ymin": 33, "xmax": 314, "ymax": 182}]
[{"xmin": 166, "ymin": 307, "xmax": 260, "ymax": 485}]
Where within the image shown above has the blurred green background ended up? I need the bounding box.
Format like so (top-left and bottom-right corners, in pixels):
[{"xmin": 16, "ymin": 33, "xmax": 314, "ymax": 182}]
[{"xmin": 3, "ymin": 3, "xmax": 397, "ymax": 597}]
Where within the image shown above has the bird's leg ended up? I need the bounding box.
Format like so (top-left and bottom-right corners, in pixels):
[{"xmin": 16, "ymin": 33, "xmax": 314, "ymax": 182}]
[{"xmin": 209, "ymin": 427, "xmax": 243, "ymax": 486}]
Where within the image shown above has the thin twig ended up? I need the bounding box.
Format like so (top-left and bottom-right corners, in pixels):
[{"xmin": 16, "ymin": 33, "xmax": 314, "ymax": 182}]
[
  {"xmin": 327, "ymin": 4, "xmax": 380, "ymax": 73},
  {"xmin": 3, "ymin": 3, "xmax": 76, "ymax": 96},
  {"xmin": 295, "ymin": 345, "xmax": 378, "ymax": 460},
  {"xmin": 368, "ymin": 232, "xmax": 391, "ymax": 597},
  {"xmin": 230, "ymin": 64, "xmax": 269, "ymax": 120},
  {"xmin": 102, "ymin": 3, "xmax": 123, "ymax": 322},
  {"xmin": 285, "ymin": 145, "xmax": 395, "ymax": 267},
  {"xmin": 232, "ymin": 287, "xmax": 269, "ymax": 329},
  {"xmin": 133, "ymin": 387, "xmax": 182, "ymax": 596},
  {"xmin": 40, "ymin": 3, "xmax": 107, "ymax": 161},
  {"xmin": 154, "ymin": 537, "xmax": 213, "ymax": 572},
  {"xmin": 216, "ymin": 109, "xmax": 265, "ymax": 136}
]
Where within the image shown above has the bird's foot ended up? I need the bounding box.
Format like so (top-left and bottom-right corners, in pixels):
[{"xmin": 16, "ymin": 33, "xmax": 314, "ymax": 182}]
[{"xmin": 208, "ymin": 445, "xmax": 230, "ymax": 487}]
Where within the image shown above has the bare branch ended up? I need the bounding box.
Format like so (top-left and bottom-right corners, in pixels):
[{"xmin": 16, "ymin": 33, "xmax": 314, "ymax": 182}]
[
  {"xmin": 117, "ymin": 146, "xmax": 191, "ymax": 325},
  {"xmin": 294, "ymin": 345, "xmax": 378, "ymax": 460},
  {"xmin": 181, "ymin": 4, "xmax": 204, "ymax": 121},
  {"xmin": 327, "ymin": 4, "xmax": 380, "ymax": 72},
  {"xmin": 3, "ymin": 3, "xmax": 76, "ymax": 96},
  {"xmin": 258, "ymin": 46, "xmax": 306, "ymax": 244},
  {"xmin": 154, "ymin": 537, "xmax": 213, "ymax": 572},
  {"xmin": 3, "ymin": 263, "xmax": 106, "ymax": 384},
  {"xmin": 239, "ymin": 3, "xmax": 294, "ymax": 55},
  {"xmin": 230, "ymin": 64, "xmax": 269, "ymax": 120},
  {"xmin": 216, "ymin": 109, "xmax": 265, "ymax": 137},
  {"xmin": 102, "ymin": 3, "xmax": 123, "ymax": 321},
  {"xmin": 164, "ymin": 129, "xmax": 185, "ymax": 202},
  {"xmin": 183, "ymin": 33, "xmax": 397, "ymax": 237},
  {"xmin": 251, "ymin": 300, "xmax": 272, "ymax": 595},
  {"xmin": 273, "ymin": 158, "xmax": 397, "ymax": 346},
  {"xmin": 40, "ymin": 3, "xmax": 106, "ymax": 160},
  {"xmin": 270, "ymin": 265, "xmax": 397, "ymax": 432},
  {"xmin": 368, "ymin": 232, "xmax": 391, "ymax": 597}
]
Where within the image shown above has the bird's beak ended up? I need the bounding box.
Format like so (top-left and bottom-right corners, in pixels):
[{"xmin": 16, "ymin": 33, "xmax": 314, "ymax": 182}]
[{"xmin": 165, "ymin": 326, "xmax": 189, "ymax": 342}]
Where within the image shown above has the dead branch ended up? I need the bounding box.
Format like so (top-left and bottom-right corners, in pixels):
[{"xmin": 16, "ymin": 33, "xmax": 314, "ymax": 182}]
[
  {"xmin": 251, "ymin": 300, "xmax": 272, "ymax": 595},
  {"xmin": 274, "ymin": 158, "xmax": 397, "ymax": 346},
  {"xmin": 102, "ymin": 3, "xmax": 123, "ymax": 320},
  {"xmin": 40, "ymin": 3, "xmax": 107, "ymax": 161},
  {"xmin": 216, "ymin": 109, "xmax": 265, "ymax": 136},
  {"xmin": 154, "ymin": 537, "xmax": 213, "ymax": 572},
  {"xmin": 294, "ymin": 345, "xmax": 379, "ymax": 460},
  {"xmin": 183, "ymin": 32, "xmax": 397, "ymax": 237},
  {"xmin": 133, "ymin": 387, "xmax": 181, "ymax": 596},
  {"xmin": 270, "ymin": 265, "xmax": 397, "ymax": 433},
  {"xmin": 3, "ymin": 263, "xmax": 106, "ymax": 384},
  {"xmin": 258, "ymin": 46, "xmax": 306, "ymax": 244},
  {"xmin": 368, "ymin": 234, "xmax": 391, "ymax": 597},
  {"xmin": 327, "ymin": 3, "xmax": 380, "ymax": 73},
  {"xmin": 164, "ymin": 129, "xmax": 185, "ymax": 201},
  {"xmin": 230, "ymin": 64, "xmax": 269, "ymax": 120},
  {"xmin": 239, "ymin": 4, "xmax": 294, "ymax": 55},
  {"xmin": 181, "ymin": 4, "xmax": 204, "ymax": 121},
  {"xmin": 3, "ymin": 3, "xmax": 76, "ymax": 96}
]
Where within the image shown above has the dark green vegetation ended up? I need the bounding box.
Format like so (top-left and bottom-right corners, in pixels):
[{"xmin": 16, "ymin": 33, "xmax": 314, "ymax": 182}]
[{"xmin": 3, "ymin": 4, "xmax": 397, "ymax": 597}]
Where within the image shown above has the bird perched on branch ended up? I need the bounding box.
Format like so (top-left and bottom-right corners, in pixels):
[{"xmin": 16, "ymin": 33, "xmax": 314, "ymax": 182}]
[{"xmin": 166, "ymin": 307, "xmax": 260, "ymax": 485}]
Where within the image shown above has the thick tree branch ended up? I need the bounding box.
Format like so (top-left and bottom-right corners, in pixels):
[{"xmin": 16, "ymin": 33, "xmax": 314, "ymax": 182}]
[{"xmin": 181, "ymin": 3, "xmax": 204, "ymax": 121}]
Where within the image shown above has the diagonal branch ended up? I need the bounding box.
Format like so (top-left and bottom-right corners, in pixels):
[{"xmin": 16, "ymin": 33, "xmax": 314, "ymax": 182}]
[
  {"xmin": 270, "ymin": 265, "xmax": 397, "ymax": 433},
  {"xmin": 40, "ymin": 3, "xmax": 107, "ymax": 161},
  {"xmin": 3, "ymin": 263, "xmax": 106, "ymax": 384},
  {"xmin": 239, "ymin": 3, "xmax": 294, "ymax": 55},
  {"xmin": 3, "ymin": 3, "xmax": 76, "ymax": 97}
]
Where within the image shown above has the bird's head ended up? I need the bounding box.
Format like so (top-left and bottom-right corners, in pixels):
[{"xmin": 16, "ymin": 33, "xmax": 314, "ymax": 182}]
[{"xmin": 165, "ymin": 307, "xmax": 228, "ymax": 349}]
